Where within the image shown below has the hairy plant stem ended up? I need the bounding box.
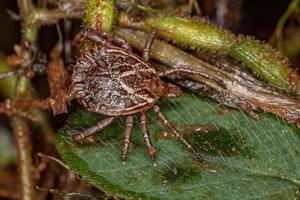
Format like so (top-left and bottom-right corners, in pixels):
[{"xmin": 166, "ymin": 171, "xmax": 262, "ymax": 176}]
[
  {"xmin": 13, "ymin": 1, "xmax": 60, "ymax": 200},
  {"xmin": 115, "ymin": 28, "xmax": 300, "ymax": 124},
  {"xmin": 14, "ymin": 1, "xmax": 36, "ymax": 200}
]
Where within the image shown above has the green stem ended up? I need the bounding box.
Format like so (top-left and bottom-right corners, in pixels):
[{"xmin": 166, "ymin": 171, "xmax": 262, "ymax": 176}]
[{"xmin": 85, "ymin": 0, "xmax": 115, "ymax": 32}]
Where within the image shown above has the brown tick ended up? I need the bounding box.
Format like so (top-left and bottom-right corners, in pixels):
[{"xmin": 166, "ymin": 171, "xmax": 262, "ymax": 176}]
[{"xmin": 70, "ymin": 29, "xmax": 210, "ymax": 163}]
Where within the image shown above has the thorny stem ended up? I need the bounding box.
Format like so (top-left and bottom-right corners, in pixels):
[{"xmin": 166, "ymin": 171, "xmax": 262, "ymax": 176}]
[{"xmin": 115, "ymin": 28, "xmax": 300, "ymax": 124}]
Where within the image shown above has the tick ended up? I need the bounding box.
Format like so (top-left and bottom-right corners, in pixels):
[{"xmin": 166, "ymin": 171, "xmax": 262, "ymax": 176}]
[{"xmin": 70, "ymin": 29, "xmax": 211, "ymax": 163}]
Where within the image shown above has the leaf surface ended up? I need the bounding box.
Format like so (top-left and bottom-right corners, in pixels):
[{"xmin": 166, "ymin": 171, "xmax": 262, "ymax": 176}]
[{"xmin": 56, "ymin": 94, "xmax": 300, "ymax": 199}]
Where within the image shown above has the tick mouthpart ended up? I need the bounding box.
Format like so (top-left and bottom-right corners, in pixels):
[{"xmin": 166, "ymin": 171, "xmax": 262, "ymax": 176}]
[{"xmin": 163, "ymin": 82, "xmax": 182, "ymax": 97}]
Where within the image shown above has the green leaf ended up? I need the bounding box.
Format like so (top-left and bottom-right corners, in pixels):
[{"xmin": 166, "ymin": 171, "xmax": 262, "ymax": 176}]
[{"xmin": 55, "ymin": 93, "xmax": 300, "ymax": 199}]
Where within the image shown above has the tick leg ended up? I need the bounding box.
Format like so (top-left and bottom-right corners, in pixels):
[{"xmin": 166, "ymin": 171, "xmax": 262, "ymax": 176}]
[
  {"xmin": 158, "ymin": 67, "xmax": 226, "ymax": 89},
  {"xmin": 109, "ymin": 33, "xmax": 132, "ymax": 51},
  {"xmin": 73, "ymin": 29, "xmax": 111, "ymax": 48},
  {"xmin": 140, "ymin": 112, "xmax": 156, "ymax": 161},
  {"xmin": 73, "ymin": 29, "xmax": 132, "ymax": 51},
  {"xmin": 121, "ymin": 115, "xmax": 134, "ymax": 161},
  {"xmin": 72, "ymin": 117, "xmax": 114, "ymax": 141},
  {"xmin": 142, "ymin": 30, "xmax": 156, "ymax": 62},
  {"xmin": 153, "ymin": 105, "xmax": 206, "ymax": 163}
]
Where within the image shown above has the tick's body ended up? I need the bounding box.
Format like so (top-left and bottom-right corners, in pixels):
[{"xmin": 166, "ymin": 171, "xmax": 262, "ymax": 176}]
[{"xmin": 72, "ymin": 45, "xmax": 160, "ymax": 116}]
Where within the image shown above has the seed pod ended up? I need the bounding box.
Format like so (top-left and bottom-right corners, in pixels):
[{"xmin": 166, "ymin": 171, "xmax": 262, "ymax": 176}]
[
  {"xmin": 229, "ymin": 36, "xmax": 299, "ymax": 93},
  {"xmin": 118, "ymin": 13, "xmax": 235, "ymax": 52}
]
